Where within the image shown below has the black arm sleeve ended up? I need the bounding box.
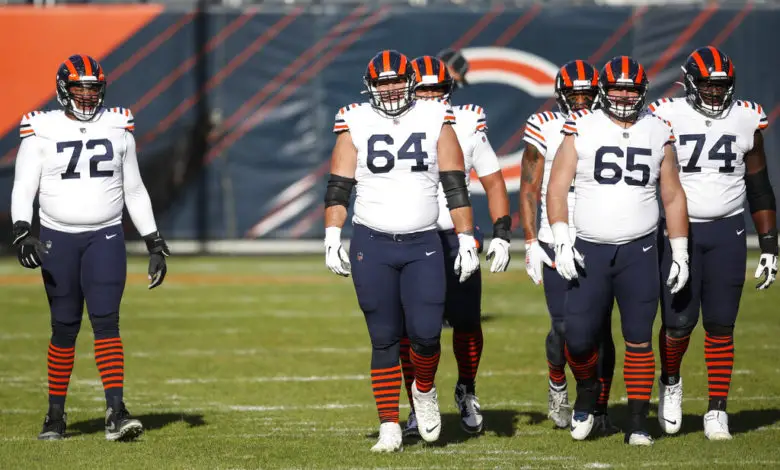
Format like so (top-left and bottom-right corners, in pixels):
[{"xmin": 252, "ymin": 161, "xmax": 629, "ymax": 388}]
[
  {"xmin": 746, "ymin": 167, "xmax": 776, "ymax": 213},
  {"xmin": 325, "ymin": 174, "xmax": 356, "ymax": 208},
  {"xmin": 440, "ymin": 171, "xmax": 471, "ymax": 209},
  {"xmin": 493, "ymin": 215, "xmax": 512, "ymax": 242}
]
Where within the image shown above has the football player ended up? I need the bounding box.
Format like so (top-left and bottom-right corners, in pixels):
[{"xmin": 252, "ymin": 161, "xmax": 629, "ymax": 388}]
[
  {"xmin": 398, "ymin": 55, "xmax": 511, "ymax": 438},
  {"xmin": 547, "ymin": 56, "xmax": 690, "ymax": 445},
  {"xmin": 324, "ymin": 50, "xmax": 480, "ymax": 452},
  {"xmin": 649, "ymin": 46, "xmax": 777, "ymax": 440},
  {"xmin": 520, "ymin": 60, "xmax": 617, "ymax": 434},
  {"xmin": 11, "ymin": 55, "xmax": 169, "ymax": 442}
]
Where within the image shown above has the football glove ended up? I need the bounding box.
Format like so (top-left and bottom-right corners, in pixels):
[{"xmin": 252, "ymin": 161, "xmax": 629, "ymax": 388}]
[
  {"xmin": 144, "ymin": 231, "xmax": 169, "ymax": 289},
  {"xmin": 551, "ymin": 222, "xmax": 584, "ymax": 281},
  {"xmin": 755, "ymin": 230, "xmax": 778, "ymax": 290},
  {"xmin": 12, "ymin": 221, "xmax": 47, "ymax": 269},
  {"xmin": 666, "ymin": 237, "xmax": 689, "ymax": 294},
  {"xmin": 324, "ymin": 227, "xmax": 350, "ymax": 277},
  {"xmin": 525, "ymin": 239, "xmax": 554, "ymax": 285},
  {"xmin": 486, "ymin": 215, "xmax": 511, "ymax": 273},
  {"xmin": 454, "ymin": 232, "xmax": 480, "ymax": 283}
]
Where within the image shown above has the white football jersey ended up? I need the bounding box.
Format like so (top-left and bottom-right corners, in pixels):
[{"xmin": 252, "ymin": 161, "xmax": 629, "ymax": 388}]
[
  {"xmin": 565, "ymin": 108, "xmax": 675, "ymax": 244},
  {"xmin": 649, "ymin": 97, "xmax": 769, "ymax": 222},
  {"xmin": 333, "ymin": 100, "xmax": 455, "ymax": 234},
  {"xmin": 11, "ymin": 107, "xmax": 158, "ymax": 235},
  {"xmin": 435, "ymin": 104, "xmax": 501, "ymax": 231},
  {"xmin": 522, "ymin": 110, "xmax": 576, "ymax": 244}
]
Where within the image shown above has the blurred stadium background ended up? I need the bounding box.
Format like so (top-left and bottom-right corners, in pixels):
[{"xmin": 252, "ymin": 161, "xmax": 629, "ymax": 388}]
[{"xmin": 1, "ymin": 0, "xmax": 778, "ymax": 254}]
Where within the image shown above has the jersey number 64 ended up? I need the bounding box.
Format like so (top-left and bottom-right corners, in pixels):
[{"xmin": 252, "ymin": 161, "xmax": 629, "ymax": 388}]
[{"xmin": 367, "ymin": 133, "xmax": 428, "ymax": 174}]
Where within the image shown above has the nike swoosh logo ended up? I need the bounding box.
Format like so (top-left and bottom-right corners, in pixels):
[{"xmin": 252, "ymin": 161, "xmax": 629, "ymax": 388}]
[
  {"xmin": 105, "ymin": 234, "xmax": 117, "ymax": 240},
  {"xmin": 426, "ymin": 251, "xmax": 436, "ymax": 256},
  {"xmin": 736, "ymin": 229, "xmax": 745, "ymax": 236},
  {"xmin": 425, "ymin": 424, "xmax": 439, "ymax": 433},
  {"xmin": 642, "ymin": 246, "xmax": 652, "ymax": 253},
  {"xmin": 662, "ymin": 418, "xmax": 677, "ymax": 426}
]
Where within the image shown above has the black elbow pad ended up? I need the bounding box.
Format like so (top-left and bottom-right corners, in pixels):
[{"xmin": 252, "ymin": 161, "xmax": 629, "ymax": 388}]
[
  {"xmin": 440, "ymin": 171, "xmax": 471, "ymax": 209},
  {"xmin": 745, "ymin": 168, "xmax": 776, "ymax": 213},
  {"xmin": 324, "ymin": 174, "xmax": 356, "ymax": 208}
]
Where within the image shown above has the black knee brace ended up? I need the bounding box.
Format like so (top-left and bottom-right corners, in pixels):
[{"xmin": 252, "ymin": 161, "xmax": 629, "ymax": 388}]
[
  {"xmin": 411, "ymin": 341, "xmax": 440, "ymax": 357},
  {"xmin": 546, "ymin": 322, "xmax": 566, "ymax": 365},
  {"xmin": 703, "ymin": 322, "xmax": 734, "ymax": 337},
  {"xmin": 666, "ymin": 325, "xmax": 695, "ymax": 339},
  {"xmin": 91, "ymin": 312, "xmax": 120, "ymax": 340},
  {"xmin": 51, "ymin": 319, "xmax": 81, "ymax": 348},
  {"xmin": 371, "ymin": 341, "xmax": 400, "ymax": 369}
]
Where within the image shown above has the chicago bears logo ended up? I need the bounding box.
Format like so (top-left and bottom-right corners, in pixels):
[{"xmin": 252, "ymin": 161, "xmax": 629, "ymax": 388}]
[{"xmin": 460, "ymin": 47, "xmax": 558, "ymax": 194}]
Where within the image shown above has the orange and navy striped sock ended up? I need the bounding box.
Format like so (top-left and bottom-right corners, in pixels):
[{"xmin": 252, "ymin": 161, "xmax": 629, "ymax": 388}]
[
  {"xmin": 47, "ymin": 343, "xmax": 75, "ymax": 406},
  {"xmin": 564, "ymin": 345, "xmax": 598, "ymax": 382},
  {"xmin": 705, "ymin": 333, "xmax": 734, "ymax": 411},
  {"xmin": 595, "ymin": 377, "xmax": 612, "ymax": 414},
  {"xmin": 548, "ymin": 360, "xmax": 567, "ymax": 388},
  {"xmin": 94, "ymin": 337, "xmax": 124, "ymax": 404},
  {"xmin": 399, "ymin": 337, "xmax": 415, "ymax": 410},
  {"xmin": 659, "ymin": 330, "xmax": 690, "ymax": 385},
  {"xmin": 371, "ymin": 365, "xmax": 401, "ymax": 423},
  {"xmin": 453, "ymin": 328, "xmax": 483, "ymax": 393},
  {"xmin": 624, "ymin": 344, "xmax": 655, "ymax": 404},
  {"xmin": 410, "ymin": 347, "xmax": 440, "ymax": 394}
]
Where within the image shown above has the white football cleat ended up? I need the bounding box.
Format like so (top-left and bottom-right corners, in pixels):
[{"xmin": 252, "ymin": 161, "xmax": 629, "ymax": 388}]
[
  {"xmin": 657, "ymin": 378, "xmax": 683, "ymax": 434},
  {"xmin": 570, "ymin": 411, "xmax": 594, "ymax": 441},
  {"xmin": 412, "ymin": 381, "xmax": 441, "ymax": 443},
  {"xmin": 403, "ymin": 411, "xmax": 419, "ymax": 438},
  {"xmin": 548, "ymin": 382, "xmax": 572, "ymax": 429},
  {"xmin": 454, "ymin": 383, "xmax": 483, "ymax": 434},
  {"xmin": 626, "ymin": 431, "xmax": 654, "ymax": 446},
  {"xmin": 704, "ymin": 410, "xmax": 733, "ymax": 441},
  {"xmin": 371, "ymin": 422, "xmax": 403, "ymax": 452}
]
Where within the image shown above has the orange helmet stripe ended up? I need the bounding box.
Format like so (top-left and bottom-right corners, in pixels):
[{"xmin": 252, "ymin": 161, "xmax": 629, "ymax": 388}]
[
  {"xmin": 590, "ymin": 65, "xmax": 599, "ymax": 86},
  {"xmin": 369, "ymin": 60, "xmax": 379, "ymax": 79},
  {"xmin": 64, "ymin": 59, "xmax": 79, "ymax": 80},
  {"xmin": 398, "ymin": 54, "xmax": 407, "ymax": 75},
  {"xmin": 692, "ymin": 51, "xmax": 709, "ymax": 77},
  {"xmin": 635, "ymin": 64, "xmax": 645, "ymax": 85},
  {"xmin": 560, "ymin": 65, "xmax": 573, "ymax": 87},
  {"xmin": 575, "ymin": 60, "xmax": 585, "ymax": 80},
  {"xmin": 437, "ymin": 58, "xmax": 445, "ymax": 81},
  {"xmin": 81, "ymin": 55, "xmax": 93, "ymax": 76},
  {"xmin": 621, "ymin": 56, "xmax": 629, "ymax": 79},
  {"xmin": 605, "ymin": 60, "xmax": 616, "ymax": 83},
  {"xmin": 708, "ymin": 46, "xmax": 722, "ymax": 72},
  {"xmin": 424, "ymin": 55, "xmax": 433, "ymax": 76},
  {"xmin": 727, "ymin": 60, "xmax": 734, "ymax": 77},
  {"xmin": 382, "ymin": 50, "xmax": 391, "ymax": 73},
  {"xmin": 411, "ymin": 61, "xmax": 421, "ymax": 82}
]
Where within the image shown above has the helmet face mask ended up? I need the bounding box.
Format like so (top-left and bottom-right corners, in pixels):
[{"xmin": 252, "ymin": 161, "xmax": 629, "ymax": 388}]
[
  {"xmin": 598, "ymin": 56, "xmax": 648, "ymax": 123},
  {"xmin": 411, "ymin": 55, "xmax": 454, "ymax": 102},
  {"xmin": 363, "ymin": 50, "xmax": 415, "ymax": 118},
  {"xmin": 556, "ymin": 86, "xmax": 599, "ymax": 114},
  {"xmin": 56, "ymin": 55, "xmax": 106, "ymax": 122}
]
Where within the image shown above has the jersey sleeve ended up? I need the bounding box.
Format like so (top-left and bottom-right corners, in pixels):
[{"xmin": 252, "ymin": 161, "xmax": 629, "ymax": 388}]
[
  {"xmin": 647, "ymin": 97, "xmax": 675, "ymax": 119},
  {"xmin": 443, "ymin": 105, "xmax": 456, "ymax": 125},
  {"xmin": 333, "ymin": 105, "xmax": 351, "ymax": 134},
  {"xmin": 19, "ymin": 112, "xmax": 43, "ymax": 140},
  {"xmin": 522, "ymin": 113, "xmax": 547, "ymax": 157},
  {"xmin": 561, "ymin": 114, "xmax": 578, "ymax": 136},
  {"xmin": 756, "ymin": 102, "xmax": 768, "ymax": 131},
  {"xmin": 11, "ymin": 132, "xmax": 45, "ymax": 223},
  {"xmin": 107, "ymin": 107, "xmax": 135, "ymax": 133},
  {"xmin": 475, "ymin": 106, "xmax": 487, "ymax": 133},
  {"xmin": 471, "ymin": 132, "xmax": 501, "ymax": 177}
]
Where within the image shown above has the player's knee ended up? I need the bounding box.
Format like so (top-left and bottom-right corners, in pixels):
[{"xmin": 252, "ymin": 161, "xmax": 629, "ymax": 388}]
[
  {"xmin": 546, "ymin": 323, "xmax": 565, "ymax": 352},
  {"xmin": 410, "ymin": 340, "xmax": 440, "ymax": 357},
  {"xmin": 91, "ymin": 311, "xmax": 119, "ymax": 340},
  {"xmin": 552, "ymin": 320, "xmax": 566, "ymax": 337},
  {"xmin": 371, "ymin": 340, "xmax": 400, "ymax": 369},
  {"xmin": 666, "ymin": 325, "xmax": 695, "ymax": 339},
  {"xmin": 703, "ymin": 322, "xmax": 734, "ymax": 337},
  {"xmin": 51, "ymin": 319, "xmax": 81, "ymax": 348}
]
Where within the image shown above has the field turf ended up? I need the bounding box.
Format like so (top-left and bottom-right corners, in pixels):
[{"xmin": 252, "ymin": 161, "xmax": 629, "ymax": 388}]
[{"xmin": 0, "ymin": 255, "xmax": 779, "ymax": 469}]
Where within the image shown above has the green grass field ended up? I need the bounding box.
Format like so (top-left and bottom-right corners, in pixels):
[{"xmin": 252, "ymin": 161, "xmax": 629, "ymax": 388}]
[{"xmin": 1, "ymin": 255, "xmax": 779, "ymax": 469}]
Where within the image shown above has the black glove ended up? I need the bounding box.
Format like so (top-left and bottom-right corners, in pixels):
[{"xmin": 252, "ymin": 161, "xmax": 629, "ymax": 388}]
[
  {"xmin": 144, "ymin": 231, "xmax": 170, "ymax": 289},
  {"xmin": 12, "ymin": 221, "xmax": 47, "ymax": 269}
]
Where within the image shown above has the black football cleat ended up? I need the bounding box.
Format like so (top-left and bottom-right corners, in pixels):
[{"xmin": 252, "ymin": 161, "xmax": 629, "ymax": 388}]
[
  {"xmin": 38, "ymin": 404, "xmax": 67, "ymax": 440},
  {"xmin": 105, "ymin": 399, "xmax": 144, "ymax": 442}
]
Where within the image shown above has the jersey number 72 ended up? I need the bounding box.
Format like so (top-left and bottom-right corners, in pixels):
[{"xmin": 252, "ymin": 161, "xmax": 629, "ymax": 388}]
[{"xmin": 367, "ymin": 133, "xmax": 428, "ymax": 174}]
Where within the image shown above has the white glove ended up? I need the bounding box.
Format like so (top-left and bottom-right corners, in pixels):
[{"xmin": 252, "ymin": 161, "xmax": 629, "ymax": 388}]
[
  {"xmin": 755, "ymin": 253, "xmax": 778, "ymax": 290},
  {"xmin": 525, "ymin": 239, "xmax": 554, "ymax": 285},
  {"xmin": 666, "ymin": 237, "xmax": 689, "ymax": 294},
  {"xmin": 454, "ymin": 232, "xmax": 480, "ymax": 283},
  {"xmin": 486, "ymin": 238, "xmax": 511, "ymax": 273},
  {"xmin": 552, "ymin": 222, "xmax": 584, "ymax": 281},
  {"xmin": 324, "ymin": 227, "xmax": 350, "ymax": 277}
]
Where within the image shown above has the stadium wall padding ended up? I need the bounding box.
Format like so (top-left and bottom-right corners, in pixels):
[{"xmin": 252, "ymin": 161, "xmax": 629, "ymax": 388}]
[{"xmin": 1, "ymin": 4, "xmax": 778, "ymax": 242}]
